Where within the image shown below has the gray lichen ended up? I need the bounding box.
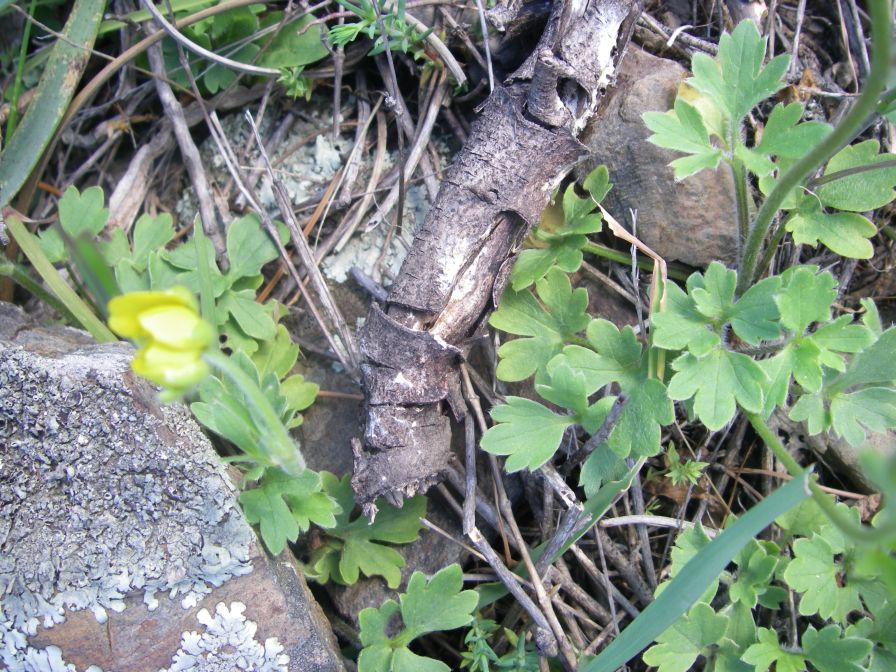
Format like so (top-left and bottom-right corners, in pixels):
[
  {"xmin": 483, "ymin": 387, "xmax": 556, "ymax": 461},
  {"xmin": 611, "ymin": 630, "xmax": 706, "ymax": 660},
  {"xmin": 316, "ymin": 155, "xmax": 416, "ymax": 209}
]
[
  {"xmin": 0, "ymin": 336, "xmax": 256, "ymax": 669},
  {"xmin": 163, "ymin": 602, "xmax": 289, "ymax": 672}
]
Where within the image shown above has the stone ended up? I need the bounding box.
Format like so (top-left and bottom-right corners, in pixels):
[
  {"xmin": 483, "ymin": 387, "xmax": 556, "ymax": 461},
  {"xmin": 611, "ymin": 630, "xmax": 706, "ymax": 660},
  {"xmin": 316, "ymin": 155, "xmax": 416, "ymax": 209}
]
[
  {"xmin": 0, "ymin": 303, "xmax": 345, "ymax": 672},
  {"xmin": 577, "ymin": 45, "xmax": 738, "ymax": 268}
]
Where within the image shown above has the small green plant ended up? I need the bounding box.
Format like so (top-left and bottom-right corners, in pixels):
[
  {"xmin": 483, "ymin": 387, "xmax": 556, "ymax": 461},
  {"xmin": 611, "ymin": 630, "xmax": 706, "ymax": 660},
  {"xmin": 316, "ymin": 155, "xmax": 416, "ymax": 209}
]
[
  {"xmin": 39, "ymin": 185, "xmax": 292, "ymax": 356},
  {"xmin": 31, "ymin": 184, "xmax": 349, "ymax": 557},
  {"xmin": 639, "ymin": 498, "xmax": 895, "ymax": 672},
  {"xmin": 486, "ymin": 9, "xmax": 896, "ymax": 671},
  {"xmin": 460, "ymin": 617, "xmax": 540, "ymax": 672},
  {"xmin": 329, "ymin": 0, "xmax": 431, "ymax": 58},
  {"xmin": 642, "ymin": 19, "xmax": 896, "ymax": 289},
  {"xmin": 357, "ymin": 563, "xmax": 478, "ymax": 672},
  {"xmin": 153, "ymin": 6, "xmax": 329, "ymax": 94},
  {"xmin": 306, "ymin": 472, "xmax": 426, "ymax": 588},
  {"xmin": 664, "ymin": 445, "xmax": 708, "ymax": 488}
]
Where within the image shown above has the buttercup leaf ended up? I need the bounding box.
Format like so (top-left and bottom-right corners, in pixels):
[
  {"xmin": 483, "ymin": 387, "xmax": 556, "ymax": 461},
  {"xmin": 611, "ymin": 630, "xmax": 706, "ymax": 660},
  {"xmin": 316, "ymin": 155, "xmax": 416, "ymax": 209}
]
[
  {"xmin": 481, "ymin": 397, "xmax": 574, "ymax": 472},
  {"xmin": 668, "ymin": 348, "xmax": 766, "ymax": 430}
]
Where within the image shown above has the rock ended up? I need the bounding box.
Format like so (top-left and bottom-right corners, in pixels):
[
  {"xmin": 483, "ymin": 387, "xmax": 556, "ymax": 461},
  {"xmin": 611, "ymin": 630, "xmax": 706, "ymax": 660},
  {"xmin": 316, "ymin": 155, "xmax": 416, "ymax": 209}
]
[
  {"xmin": 577, "ymin": 45, "xmax": 738, "ymax": 268},
  {"xmin": 0, "ymin": 303, "xmax": 344, "ymax": 672}
]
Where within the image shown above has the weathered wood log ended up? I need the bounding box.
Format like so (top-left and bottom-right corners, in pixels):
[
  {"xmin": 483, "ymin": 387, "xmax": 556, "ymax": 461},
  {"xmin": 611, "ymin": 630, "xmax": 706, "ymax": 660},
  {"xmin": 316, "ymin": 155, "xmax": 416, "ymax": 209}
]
[{"xmin": 353, "ymin": 0, "xmax": 641, "ymax": 516}]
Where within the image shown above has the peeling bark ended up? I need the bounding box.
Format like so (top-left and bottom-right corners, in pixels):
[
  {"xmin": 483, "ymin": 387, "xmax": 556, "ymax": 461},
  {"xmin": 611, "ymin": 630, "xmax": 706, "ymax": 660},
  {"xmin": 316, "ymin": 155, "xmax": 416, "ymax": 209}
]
[{"xmin": 353, "ymin": 0, "xmax": 641, "ymax": 516}]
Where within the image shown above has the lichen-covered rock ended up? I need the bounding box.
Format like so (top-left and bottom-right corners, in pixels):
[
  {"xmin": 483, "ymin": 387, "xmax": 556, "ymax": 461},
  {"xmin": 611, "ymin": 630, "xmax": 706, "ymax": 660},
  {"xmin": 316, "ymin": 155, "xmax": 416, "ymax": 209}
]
[
  {"xmin": 0, "ymin": 303, "xmax": 344, "ymax": 672},
  {"xmin": 577, "ymin": 45, "xmax": 738, "ymax": 267}
]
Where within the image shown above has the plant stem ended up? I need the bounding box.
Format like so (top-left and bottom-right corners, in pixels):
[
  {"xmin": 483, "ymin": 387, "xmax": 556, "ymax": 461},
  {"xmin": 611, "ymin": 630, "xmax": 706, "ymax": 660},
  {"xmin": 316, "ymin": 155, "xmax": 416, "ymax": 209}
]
[
  {"xmin": 754, "ymin": 212, "xmax": 795, "ymax": 280},
  {"xmin": 203, "ymin": 349, "xmax": 305, "ymax": 476},
  {"xmin": 736, "ymin": 0, "xmax": 892, "ymax": 295},
  {"xmin": 5, "ymin": 216, "xmax": 116, "ymax": 342},
  {"xmin": 808, "ymin": 157, "xmax": 896, "ymax": 188},
  {"xmin": 731, "ymin": 157, "xmax": 751, "ymax": 260},
  {"xmin": 0, "ymin": 257, "xmax": 81, "ymax": 325},
  {"xmin": 745, "ymin": 411, "xmax": 895, "ymax": 544}
]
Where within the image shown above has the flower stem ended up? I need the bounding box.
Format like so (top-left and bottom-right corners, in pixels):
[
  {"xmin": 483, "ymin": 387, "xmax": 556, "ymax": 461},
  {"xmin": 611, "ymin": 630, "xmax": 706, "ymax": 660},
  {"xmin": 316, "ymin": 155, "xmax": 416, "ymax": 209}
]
[
  {"xmin": 204, "ymin": 349, "xmax": 305, "ymax": 475},
  {"xmin": 731, "ymin": 157, "xmax": 752, "ymax": 261},
  {"xmin": 736, "ymin": 0, "xmax": 892, "ymax": 295}
]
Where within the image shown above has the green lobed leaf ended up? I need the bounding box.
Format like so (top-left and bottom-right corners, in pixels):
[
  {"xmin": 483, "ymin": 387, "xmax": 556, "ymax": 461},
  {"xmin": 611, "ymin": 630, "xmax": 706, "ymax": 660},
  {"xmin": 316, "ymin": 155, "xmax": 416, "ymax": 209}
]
[
  {"xmin": 642, "ymin": 602, "xmax": 728, "ymax": 672},
  {"xmin": 643, "ymin": 98, "xmax": 722, "ymax": 180},
  {"xmin": 742, "ymin": 628, "xmax": 807, "ymax": 672},
  {"xmin": 559, "ymin": 318, "xmax": 643, "ymax": 391},
  {"xmin": 538, "ymin": 358, "xmax": 591, "ymax": 416},
  {"xmin": 164, "ymin": 233, "xmax": 229, "ymax": 296},
  {"xmin": 783, "ymin": 535, "xmax": 862, "ymax": 622},
  {"xmin": 786, "ymin": 208, "xmax": 876, "ymax": 259},
  {"xmin": 816, "ymin": 139, "xmax": 896, "ymax": 212},
  {"xmin": 281, "ymin": 374, "xmax": 318, "ymax": 418},
  {"xmin": 258, "ymin": 13, "xmax": 330, "ymax": 68},
  {"xmin": 755, "ymin": 102, "xmax": 832, "ymax": 159},
  {"xmin": 688, "ymin": 20, "xmax": 789, "ymax": 125},
  {"xmin": 312, "ymin": 472, "xmax": 425, "ymax": 588},
  {"xmin": 608, "ymin": 379, "xmax": 674, "ymax": 459},
  {"xmin": 667, "ymin": 348, "xmax": 766, "ymax": 430},
  {"xmin": 252, "ymin": 323, "xmax": 300, "ymax": 380},
  {"xmin": 833, "ymin": 327, "xmax": 896, "ymax": 391},
  {"xmin": 240, "ymin": 468, "xmax": 334, "ymax": 554},
  {"xmin": 491, "ymin": 268, "xmax": 590, "ymax": 382},
  {"xmin": 480, "ymin": 397, "xmax": 574, "ymax": 472},
  {"xmin": 226, "ymin": 213, "xmax": 285, "ymax": 281},
  {"xmin": 357, "ymin": 565, "xmax": 476, "ymax": 672},
  {"xmin": 561, "ymin": 183, "xmax": 603, "ymax": 235},
  {"xmin": 583, "ymin": 164, "xmax": 612, "ymax": 203},
  {"xmin": 130, "ymin": 212, "xmax": 175, "ymax": 271},
  {"xmin": 735, "ymin": 144, "xmax": 776, "ymax": 177},
  {"xmin": 399, "ymin": 564, "xmax": 479, "ymax": 639},
  {"xmin": 652, "ymin": 281, "xmax": 720, "ymax": 356},
  {"xmin": 830, "ymin": 387, "xmax": 896, "ymax": 446},
  {"xmin": 58, "ymin": 185, "xmax": 109, "ymax": 238},
  {"xmin": 729, "ymin": 275, "xmax": 783, "ymax": 344},
  {"xmin": 217, "ymin": 289, "xmax": 277, "ymax": 340},
  {"xmin": 509, "ymin": 247, "xmax": 560, "ymax": 291},
  {"xmin": 803, "ymin": 625, "xmax": 873, "ymax": 672},
  {"xmin": 691, "ymin": 262, "xmax": 737, "ymax": 323},
  {"xmin": 789, "ymin": 390, "xmax": 829, "ymax": 435},
  {"xmin": 774, "ymin": 266, "xmax": 837, "ymax": 335},
  {"xmin": 580, "ymin": 446, "xmax": 628, "ymax": 499},
  {"xmin": 730, "ymin": 541, "xmax": 778, "ymax": 608}
]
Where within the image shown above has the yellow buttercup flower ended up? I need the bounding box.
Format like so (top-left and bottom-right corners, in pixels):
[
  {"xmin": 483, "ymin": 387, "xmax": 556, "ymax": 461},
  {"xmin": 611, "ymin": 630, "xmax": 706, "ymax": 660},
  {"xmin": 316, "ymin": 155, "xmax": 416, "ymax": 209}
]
[{"xmin": 107, "ymin": 287, "xmax": 215, "ymax": 397}]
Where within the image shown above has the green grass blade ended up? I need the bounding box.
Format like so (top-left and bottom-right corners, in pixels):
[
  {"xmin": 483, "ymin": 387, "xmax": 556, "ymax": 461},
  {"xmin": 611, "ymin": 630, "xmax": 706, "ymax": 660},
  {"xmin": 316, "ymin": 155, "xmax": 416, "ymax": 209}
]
[
  {"xmin": 0, "ymin": 256, "xmax": 82, "ymax": 326},
  {"xmin": 580, "ymin": 471, "xmax": 811, "ymax": 672},
  {"xmin": 0, "ymin": 0, "xmax": 105, "ymax": 209},
  {"xmin": 5, "ymin": 216, "xmax": 116, "ymax": 342}
]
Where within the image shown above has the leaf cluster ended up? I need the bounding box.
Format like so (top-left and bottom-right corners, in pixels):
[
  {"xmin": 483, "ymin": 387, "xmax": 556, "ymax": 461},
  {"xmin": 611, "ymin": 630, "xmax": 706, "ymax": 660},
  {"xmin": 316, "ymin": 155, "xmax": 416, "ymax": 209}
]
[
  {"xmin": 41, "ymin": 186, "xmax": 294, "ymax": 356},
  {"xmin": 306, "ymin": 472, "xmax": 426, "ymax": 588},
  {"xmin": 190, "ymin": 346, "xmax": 329, "ymax": 555},
  {"xmin": 459, "ymin": 617, "xmax": 539, "ymax": 672},
  {"xmin": 651, "ymin": 262, "xmax": 896, "ymax": 444},
  {"xmin": 508, "ymin": 166, "xmax": 611, "ymax": 291},
  {"xmin": 358, "ymin": 564, "xmax": 478, "ymax": 672},
  {"xmin": 154, "ymin": 6, "xmax": 329, "ymax": 94},
  {"xmin": 643, "ymin": 502, "xmax": 895, "ymax": 672},
  {"xmin": 643, "ymin": 20, "xmax": 896, "ymax": 260},
  {"xmin": 329, "ymin": 0, "xmax": 432, "ymax": 59}
]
